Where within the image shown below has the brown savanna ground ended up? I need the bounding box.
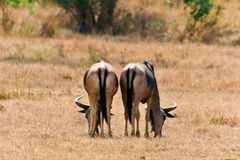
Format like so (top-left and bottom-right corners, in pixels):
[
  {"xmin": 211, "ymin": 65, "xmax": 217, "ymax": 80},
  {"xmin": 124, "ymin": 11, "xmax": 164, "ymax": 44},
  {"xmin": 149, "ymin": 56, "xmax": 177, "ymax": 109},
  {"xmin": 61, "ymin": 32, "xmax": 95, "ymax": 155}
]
[{"xmin": 0, "ymin": 35, "xmax": 239, "ymax": 160}]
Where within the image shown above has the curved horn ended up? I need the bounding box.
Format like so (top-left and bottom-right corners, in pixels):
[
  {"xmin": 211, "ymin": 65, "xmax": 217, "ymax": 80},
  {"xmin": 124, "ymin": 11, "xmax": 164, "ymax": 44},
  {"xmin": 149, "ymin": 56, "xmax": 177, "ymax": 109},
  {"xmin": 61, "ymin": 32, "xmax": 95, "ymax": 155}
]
[
  {"xmin": 75, "ymin": 95, "xmax": 90, "ymax": 110},
  {"xmin": 163, "ymin": 101, "xmax": 177, "ymax": 113}
]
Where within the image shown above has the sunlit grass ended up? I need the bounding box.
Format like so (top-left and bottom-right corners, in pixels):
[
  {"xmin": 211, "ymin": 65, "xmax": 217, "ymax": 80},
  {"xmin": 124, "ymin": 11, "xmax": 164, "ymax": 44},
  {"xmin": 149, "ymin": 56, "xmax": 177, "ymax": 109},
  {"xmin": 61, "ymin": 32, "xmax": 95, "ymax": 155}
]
[{"xmin": 0, "ymin": 36, "xmax": 239, "ymax": 159}]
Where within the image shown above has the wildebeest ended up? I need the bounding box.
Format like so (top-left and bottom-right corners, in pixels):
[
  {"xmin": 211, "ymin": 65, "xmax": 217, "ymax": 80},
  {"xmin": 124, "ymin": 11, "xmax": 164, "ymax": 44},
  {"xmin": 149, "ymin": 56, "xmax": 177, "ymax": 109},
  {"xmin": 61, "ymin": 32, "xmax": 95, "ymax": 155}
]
[
  {"xmin": 120, "ymin": 60, "xmax": 177, "ymax": 138},
  {"xmin": 75, "ymin": 95, "xmax": 114, "ymax": 135},
  {"xmin": 82, "ymin": 60, "xmax": 118, "ymax": 137}
]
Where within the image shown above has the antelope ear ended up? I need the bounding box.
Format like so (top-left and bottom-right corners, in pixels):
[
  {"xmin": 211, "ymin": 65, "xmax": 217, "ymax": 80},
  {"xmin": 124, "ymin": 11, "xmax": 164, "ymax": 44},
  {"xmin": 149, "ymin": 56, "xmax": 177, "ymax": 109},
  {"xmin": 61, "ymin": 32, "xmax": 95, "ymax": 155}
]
[
  {"xmin": 78, "ymin": 110, "xmax": 87, "ymax": 113},
  {"xmin": 163, "ymin": 101, "xmax": 177, "ymax": 118},
  {"xmin": 163, "ymin": 101, "xmax": 177, "ymax": 112},
  {"xmin": 165, "ymin": 112, "xmax": 176, "ymax": 118}
]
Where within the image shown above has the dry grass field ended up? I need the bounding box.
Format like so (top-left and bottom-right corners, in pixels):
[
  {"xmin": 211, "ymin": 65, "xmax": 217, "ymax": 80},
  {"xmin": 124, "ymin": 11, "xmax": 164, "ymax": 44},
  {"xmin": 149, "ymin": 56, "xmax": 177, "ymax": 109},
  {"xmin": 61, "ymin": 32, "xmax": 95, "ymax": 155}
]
[{"xmin": 0, "ymin": 35, "xmax": 240, "ymax": 160}]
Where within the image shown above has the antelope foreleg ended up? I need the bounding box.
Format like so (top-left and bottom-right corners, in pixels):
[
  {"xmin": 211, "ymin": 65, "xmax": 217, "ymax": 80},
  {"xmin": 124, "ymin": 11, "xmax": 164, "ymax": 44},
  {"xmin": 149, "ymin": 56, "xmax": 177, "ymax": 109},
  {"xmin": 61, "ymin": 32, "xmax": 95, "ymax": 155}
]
[
  {"xmin": 90, "ymin": 107, "xmax": 97, "ymax": 137},
  {"xmin": 124, "ymin": 111, "xmax": 128, "ymax": 136},
  {"xmin": 136, "ymin": 108, "xmax": 140, "ymax": 138},
  {"xmin": 131, "ymin": 108, "xmax": 136, "ymax": 136},
  {"xmin": 144, "ymin": 105, "xmax": 150, "ymax": 138},
  {"xmin": 100, "ymin": 112, "xmax": 104, "ymax": 136},
  {"xmin": 107, "ymin": 98, "xmax": 113, "ymax": 137}
]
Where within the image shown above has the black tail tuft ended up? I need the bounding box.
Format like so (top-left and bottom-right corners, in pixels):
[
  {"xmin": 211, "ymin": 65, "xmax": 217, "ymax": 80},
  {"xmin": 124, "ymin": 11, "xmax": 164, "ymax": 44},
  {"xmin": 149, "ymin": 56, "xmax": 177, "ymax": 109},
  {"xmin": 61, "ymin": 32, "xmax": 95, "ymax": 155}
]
[
  {"xmin": 126, "ymin": 68, "xmax": 135, "ymax": 124},
  {"xmin": 98, "ymin": 68, "xmax": 108, "ymax": 123}
]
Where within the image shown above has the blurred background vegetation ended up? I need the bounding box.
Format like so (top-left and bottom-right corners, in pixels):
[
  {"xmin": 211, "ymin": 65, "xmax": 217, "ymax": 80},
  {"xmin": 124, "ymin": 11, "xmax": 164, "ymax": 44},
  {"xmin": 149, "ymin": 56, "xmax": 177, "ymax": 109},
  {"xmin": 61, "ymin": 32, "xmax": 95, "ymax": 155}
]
[{"xmin": 0, "ymin": 0, "xmax": 240, "ymax": 45}]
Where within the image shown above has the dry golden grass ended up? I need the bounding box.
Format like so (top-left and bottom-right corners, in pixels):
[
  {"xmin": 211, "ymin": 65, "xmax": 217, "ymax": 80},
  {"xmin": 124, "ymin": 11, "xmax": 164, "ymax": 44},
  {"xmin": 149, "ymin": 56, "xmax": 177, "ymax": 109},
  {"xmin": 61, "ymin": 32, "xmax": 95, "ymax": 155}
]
[{"xmin": 0, "ymin": 35, "xmax": 240, "ymax": 159}]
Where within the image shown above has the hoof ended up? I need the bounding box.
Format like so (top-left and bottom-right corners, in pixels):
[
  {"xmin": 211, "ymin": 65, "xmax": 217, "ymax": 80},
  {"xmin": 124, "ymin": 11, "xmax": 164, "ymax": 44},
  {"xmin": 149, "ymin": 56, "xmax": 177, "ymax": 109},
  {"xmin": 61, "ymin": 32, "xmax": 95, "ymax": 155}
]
[
  {"xmin": 144, "ymin": 133, "xmax": 149, "ymax": 138},
  {"xmin": 131, "ymin": 131, "xmax": 135, "ymax": 137},
  {"xmin": 108, "ymin": 132, "xmax": 113, "ymax": 137},
  {"xmin": 136, "ymin": 131, "xmax": 140, "ymax": 138},
  {"xmin": 124, "ymin": 132, "xmax": 128, "ymax": 137}
]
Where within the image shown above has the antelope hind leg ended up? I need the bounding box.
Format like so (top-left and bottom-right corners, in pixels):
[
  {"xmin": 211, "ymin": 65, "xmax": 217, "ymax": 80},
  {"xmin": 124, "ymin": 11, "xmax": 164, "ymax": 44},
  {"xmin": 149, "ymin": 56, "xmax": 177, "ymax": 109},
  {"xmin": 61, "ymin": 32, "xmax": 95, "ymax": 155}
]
[
  {"xmin": 144, "ymin": 103, "xmax": 151, "ymax": 138},
  {"xmin": 89, "ymin": 98, "xmax": 98, "ymax": 137},
  {"xmin": 107, "ymin": 97, "xmax": 113, "ymax": 137},
  {"xmin": 124, "ymin": 111, "xmax": 128, "ymax": 136}
]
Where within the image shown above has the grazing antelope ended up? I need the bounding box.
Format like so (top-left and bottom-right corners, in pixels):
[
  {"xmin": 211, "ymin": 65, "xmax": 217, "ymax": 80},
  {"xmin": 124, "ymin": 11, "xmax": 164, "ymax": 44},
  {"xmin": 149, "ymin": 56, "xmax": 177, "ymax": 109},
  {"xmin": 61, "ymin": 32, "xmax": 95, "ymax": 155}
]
[
  {"xmin": 120, "ymin": 60, "xmax": 177, "ymax": 138},
  {"xmin": 83, "ymin": 60, "xmax": 118, "ymax": 137},
  {"xmin": 75, "ymin": 96, "xmax": 114, "ymax": 135}
]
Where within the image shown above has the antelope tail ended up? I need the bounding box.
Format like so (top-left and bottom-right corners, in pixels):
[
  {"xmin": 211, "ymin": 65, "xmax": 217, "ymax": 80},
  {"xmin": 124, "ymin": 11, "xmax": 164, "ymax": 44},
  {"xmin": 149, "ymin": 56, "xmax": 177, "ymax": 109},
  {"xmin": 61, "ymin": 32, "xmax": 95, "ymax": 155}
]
[
  {"xmin": 98, "ymin": 67, "xmax": 108, "ymax": 122},
  {"xmin": 126, "ymin": 68, "xmax": 135, "ymax": 124}
]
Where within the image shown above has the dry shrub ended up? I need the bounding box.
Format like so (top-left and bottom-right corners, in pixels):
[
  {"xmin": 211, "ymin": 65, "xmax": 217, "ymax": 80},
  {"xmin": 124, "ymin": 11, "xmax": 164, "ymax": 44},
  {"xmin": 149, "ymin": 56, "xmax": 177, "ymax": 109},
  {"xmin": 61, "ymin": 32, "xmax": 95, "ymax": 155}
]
[
  {"xmin": 40, "ymin": 22, "xmax": 55, "ymax": 38},
  {"xmin": 40, "ymin": 14, "xmax": 60, "ymax": 38},
  {"xmin": 112, "ymin": 8, "xmax": 135, "ymax": 35},
  {"xmin": 142, "ymin": 14, "xmax": 169, "ymax": 40},
  {"xmin": 113, "ymin": 7, "xmax": 170, "ymax": 40},
  {"xmin": 1, "ymin": 3, "xmax": 67, "ymax": 37},
  {"xmin": 113, "ymin": 0, "xmax": 223, "ymax": 43},
  {"xmin": 1, "ymin": 8, "xmax": 14, "ymax": 33}
]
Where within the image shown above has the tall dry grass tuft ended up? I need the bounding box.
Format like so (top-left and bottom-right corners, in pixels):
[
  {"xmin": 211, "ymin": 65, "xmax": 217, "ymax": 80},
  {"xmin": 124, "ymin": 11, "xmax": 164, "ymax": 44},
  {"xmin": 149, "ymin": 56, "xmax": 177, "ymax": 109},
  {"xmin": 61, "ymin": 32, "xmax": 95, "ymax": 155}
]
[
  {"xmin": 206, "ymin": 108, "xmax": 239, "ymax": 127},
  {"xmin": 79, "ymin": 44, "xmax": 110, "ymax": 68},
  {"xmin": 0, "ymin": 87, "xmax": 10, "ymax": 100},
  {"xmin": 0, "ymin": 104, "xmax": 5, "ymax": 111},
  {"xmin": 209, "ymin": 114, "xmax": 238, "ymax": 127}
]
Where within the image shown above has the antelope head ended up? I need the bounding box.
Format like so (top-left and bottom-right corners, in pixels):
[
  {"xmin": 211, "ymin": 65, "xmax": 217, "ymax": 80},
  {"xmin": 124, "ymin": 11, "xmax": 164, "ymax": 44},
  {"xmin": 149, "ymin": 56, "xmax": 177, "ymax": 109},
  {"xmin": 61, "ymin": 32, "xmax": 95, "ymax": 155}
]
[
  {"xmin": 75, "ymin": 95, "xmax": 92, "ymax": 134},
  {"xmin": 75, "ymin": 95, "xmax": 114, "ymax": 135},
  {"xmin": 146, "ymin": 101, "xmax": 177, "ymax": 137}
]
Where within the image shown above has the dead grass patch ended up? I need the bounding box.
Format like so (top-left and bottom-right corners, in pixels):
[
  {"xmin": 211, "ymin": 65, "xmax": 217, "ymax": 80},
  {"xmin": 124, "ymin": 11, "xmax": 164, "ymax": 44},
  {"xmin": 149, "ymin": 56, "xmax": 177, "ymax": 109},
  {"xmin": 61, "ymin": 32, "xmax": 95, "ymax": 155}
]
[
  {"xmin": 1, "ymin": 43, "xmax": 79, "ymax": 67},
  {"xmin": 0, "ymin": 88, "xmax": 53, "ymax": 100},
  {"xmin": 190, "ymin": 113, "xmax": 203, "ymax": 125},
  {"xmin": 0, "ymin": 105, "xmax": 6, "ymax": 112},
  {"xmin": 154, "ymin": 52, "xmax": 176, "ymax": 68},
  {"xmin": 62, "ymin": 75, "xmax": 73, "ymax": 80},
  {"xmin": 215, "ymin": 79, "xmax": 238, "ymax": 91},
  {"xmin": 195, "ymin": 126, "xmax": 208, "ymax": 135}
]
